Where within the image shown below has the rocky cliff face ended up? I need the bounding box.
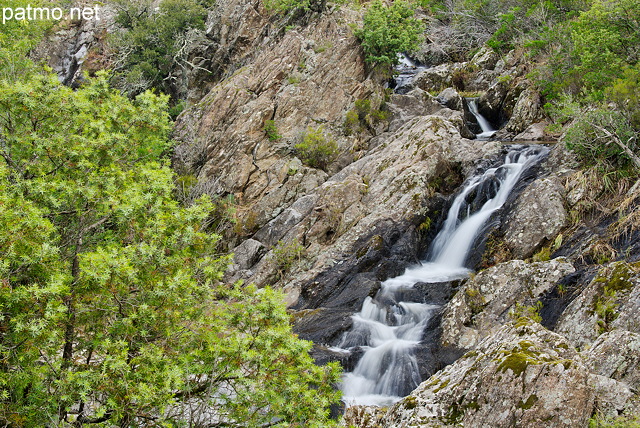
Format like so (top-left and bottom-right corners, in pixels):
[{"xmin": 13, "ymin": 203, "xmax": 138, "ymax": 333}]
[{"xmin": 38, "ymin": 1, "xmax": 640, "ymax": 425}]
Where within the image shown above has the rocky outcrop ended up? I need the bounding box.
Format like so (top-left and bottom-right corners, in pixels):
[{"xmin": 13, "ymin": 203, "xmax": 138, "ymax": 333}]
[
  {"xmin": 585, "ymin": 329, "xmax": 640, "ymax": 392},
  {"xmin": 345, "ymin": 320, "xmax": 595, "ymax": 428},
  {"xmin": 435, "ymin": 88, "xmax": 478, "ymax": 137},
  {"xmin": 504, "ymin": 87, "xmax": 545, "ymax": 134},
  {"xmin": 514, "ymin": 121, "xmax": 551, "ymax": 141},
  {"xmin": 440, "ymin": 258, "xmax": 575, "ymax": 352},
  {"xmin": 555, "ymin": 261, "xmax": 640, "ymax": 349},
  {"xmin": 414, "ymin": 62, "xmax": 467, "ymax": 93},
  {"xmin": 503, "ymin": 176, "xmax": 568, "ymax": 259}
]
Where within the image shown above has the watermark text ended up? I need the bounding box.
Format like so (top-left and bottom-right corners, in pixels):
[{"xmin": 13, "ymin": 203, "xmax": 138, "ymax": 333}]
[{"xmin": 2, "ymin": 4, "xmax": 101, "ymax": 24}]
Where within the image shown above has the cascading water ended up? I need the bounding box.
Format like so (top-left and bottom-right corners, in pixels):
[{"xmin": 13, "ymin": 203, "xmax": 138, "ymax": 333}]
[
  {"xmin": 334, "ymin": 145, "xmax": 549, "ymax": 407},
  {"xmin": 467, "ymin": 98, "xmax": 496, "ymax": 139},
  {"xmin": 392, "ymin": 53, "xmax": 427, "ymax": 94}
]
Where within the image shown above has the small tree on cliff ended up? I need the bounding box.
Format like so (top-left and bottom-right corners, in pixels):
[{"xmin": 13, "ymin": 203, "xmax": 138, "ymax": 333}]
[{"xmin": 355, "ymin": 0, "xmax": 424, "ymax": 68}]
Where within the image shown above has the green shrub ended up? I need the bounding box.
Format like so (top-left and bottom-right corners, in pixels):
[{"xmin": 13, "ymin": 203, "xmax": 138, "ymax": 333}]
[
  {"xmin": 354, "ymin": 98, "xmax": 371, "ymax": 118},
  {"xmin": 295, "ymin": 127, "xmax": 339, "ymax": 170},
  {"xmin": 563, "ymin": 103, "xmax": 640, "ymax": 170},
  {"xmin": 264, "ymin": 120, "xmax": 282, "ymax": 141},
  {"xmin": 354, "ymin": 0, "xmax": 423, "ymax": 67},
  {"xmin": 263, "ymin": 0, "xmax": 327, "ymax": 13},
  {"xmin": 571, "ymin": 0, "xmax": 640, "ymax": 94},
  {"xmin": 273, "ymin": 239, "xmax": 305, "ymax": 279},
  {"xmin": 344, "ymin": 110, "xmax": 360, "ymax": 135}
]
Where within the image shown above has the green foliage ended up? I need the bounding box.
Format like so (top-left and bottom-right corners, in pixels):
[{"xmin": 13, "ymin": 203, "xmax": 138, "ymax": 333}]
[
  {"xmin": 344, "ymin": 97, "xmax": 389, "ymax": 135},
  {"xmin": 344, "ymin": 109, "xmax": 360, "ymax": 135},
  {"xmin": 0, "ymin": 0, "xmax": 60, "ymax": 81},
  {"xmin": 510, "ymin": 302, "xmax": 543, "ymax": 323},
  {"xmin": 561, "ymin": 100, "xmax": 640, "ymax": 170},
  {"xmin": 295, "ymin": 126, "xmax": 339, "ymax": 170},
  {"xmin": 111, "ymin": 0, "xmax": 213, "ymax": 97},
  {"xmin": 571, "ymin": 0, "xmax": 640, "ymax": 94},
  {"xmin": 608, "ymin": 64, "xmax": 640, "ymax": 127},
  {"xmin": 264, "ymin": 119, "xmax": 282, "ymax": 141},
  {"xmin": 0, "ymin": 73, "xmax": 341, "ymax": 426},
  {"xmin": 264, "ymin": 0, "xmax": 311, "ymax": 12},
  {"xmin": 355, "ymin": 0, "xmax": 424, "ymax": 67}
]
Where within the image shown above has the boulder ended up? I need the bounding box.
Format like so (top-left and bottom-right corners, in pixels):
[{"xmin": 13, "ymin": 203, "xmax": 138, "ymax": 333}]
[
  {"xmin": 436, "ymin": 87, "xmax": 464, "ymax": 111},
  {"xmin": 503, "ymin": 176, "xmax": 568, "ymax": 259},
  {"xmin": 469, "ymin": 45, "xmax": 500, "ymax": 71},
  {"xmin": 435, "ymin": 88, "xmax": 479, "ymax": 136},
  {"xmin": 230, "ymin": 238, "xmax": 267, "ymax": 271},
  {"xmin": 514, "ymin": 121, "xmax": 551, "ymax": 141},
  {"xmin": 414, "ymin": 63, "xmax": 467, "ymax": 93},
  {"xmin": 555, "ymin": 262, "xmax": 640, "ymax": 349},
  {"xmin": 387, "ymin": 88, "xmax": 443, "ymax": 133},
  {"xmin": 440, "ymin": 258, "xmax": 575, "ymax": 352},
  {"xmin": 346, "ymin": 321, "xmax": 595, "ymax": 428},
  {"xmin": 505, "ymin": 87, "xmax": 545, "ymax": 134},
  {"xmin": 590, "ymin": 374, "xmax": 637, "ymax": 418},
  {"xmin": 478, "ymin": 79, "xmax": 525, "ymax": 126},
  {"xmin": 584, "ymin": 329, "xmax": 640, "ymax": 391}
]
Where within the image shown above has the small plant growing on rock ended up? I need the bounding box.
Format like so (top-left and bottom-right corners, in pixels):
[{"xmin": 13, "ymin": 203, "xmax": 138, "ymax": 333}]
[
  {"xmin": 510, "ymin": 301, "xmax": 543, "ymax": 323},
  {"xmin": 344, "ymin": 110, "xmax": 360, "ymax": 135},
  {"xmin": 295, "ymin": 126, "xmax": 339, "ymax": 171},
  {"xmin": 264, "ymin": 119, "xmax": 281, "ymax": 141},
  {"xmin": 272, "ymin": 238, "xmax": 305, "ymax": 280}
]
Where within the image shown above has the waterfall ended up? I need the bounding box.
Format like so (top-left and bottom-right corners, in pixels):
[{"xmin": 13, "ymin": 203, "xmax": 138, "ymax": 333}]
[
  {"xmin": 467, "ymin": 98, "xmax": 496, "ymax": 139},
  {"xmin": 393, "ymin": 53, "xmax": 427, "ymax": 94},
  {"xmin": 333, "ymin": 145, "xmax": 549, "ymax": 407}
]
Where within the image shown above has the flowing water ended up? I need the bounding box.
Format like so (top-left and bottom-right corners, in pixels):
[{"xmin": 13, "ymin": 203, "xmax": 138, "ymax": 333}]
[
  {"xmin": 467, "ymin": 98, "xmax": 496, "ymax": 139},
  {"xmin": 393, "ymin": 54, "xmax": 427, "ymax": 94},
  {"xmin": 334, "ymin": 145, "xmax": 549, "ymax": 407}
]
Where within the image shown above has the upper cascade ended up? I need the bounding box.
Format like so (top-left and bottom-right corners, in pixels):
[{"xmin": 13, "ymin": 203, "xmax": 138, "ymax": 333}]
[{"xmin": 467, "ymin": 98, "xmax": 497, "ymax": 139}]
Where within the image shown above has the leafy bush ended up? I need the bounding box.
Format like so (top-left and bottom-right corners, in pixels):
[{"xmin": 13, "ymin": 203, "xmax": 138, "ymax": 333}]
[
  {"xmin": 562, "ymin": 102, "xmax": 640, "ymax": 170},
  {"xmin": 571, "ymin": 0, "xmax": 640, "ymax": 94},
  {"xmin": 295, "ymin": 126, "xmax": 339, "ymax": 170},
  {"xmin": 272, "ymin": 238, "xmax": 306, "ymax": 279},
  {"xmin": 355, "ymin": 0, "xmax": 424, "ymax": 67},
  {"xmin": 344, "ymin": 110, "xmax": 360, "ymax": 135},
  {"xmin": 0, "ymin": 0, "xmax": 58, "ymax": 81}
]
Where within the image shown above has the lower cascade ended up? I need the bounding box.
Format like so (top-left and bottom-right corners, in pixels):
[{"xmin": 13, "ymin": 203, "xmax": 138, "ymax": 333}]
[{"xmin": 334, "ymin": 145, "xmax": 550, "ymax": 407}]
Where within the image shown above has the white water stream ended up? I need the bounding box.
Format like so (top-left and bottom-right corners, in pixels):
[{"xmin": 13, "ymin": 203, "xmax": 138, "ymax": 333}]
[
  {"xmin": 468, "ymin": 98, "xmax": 496, "ymax": 139},
  {"xmin": 335, "ymin": 146, "xmax": 549, "ymax": 407}
]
